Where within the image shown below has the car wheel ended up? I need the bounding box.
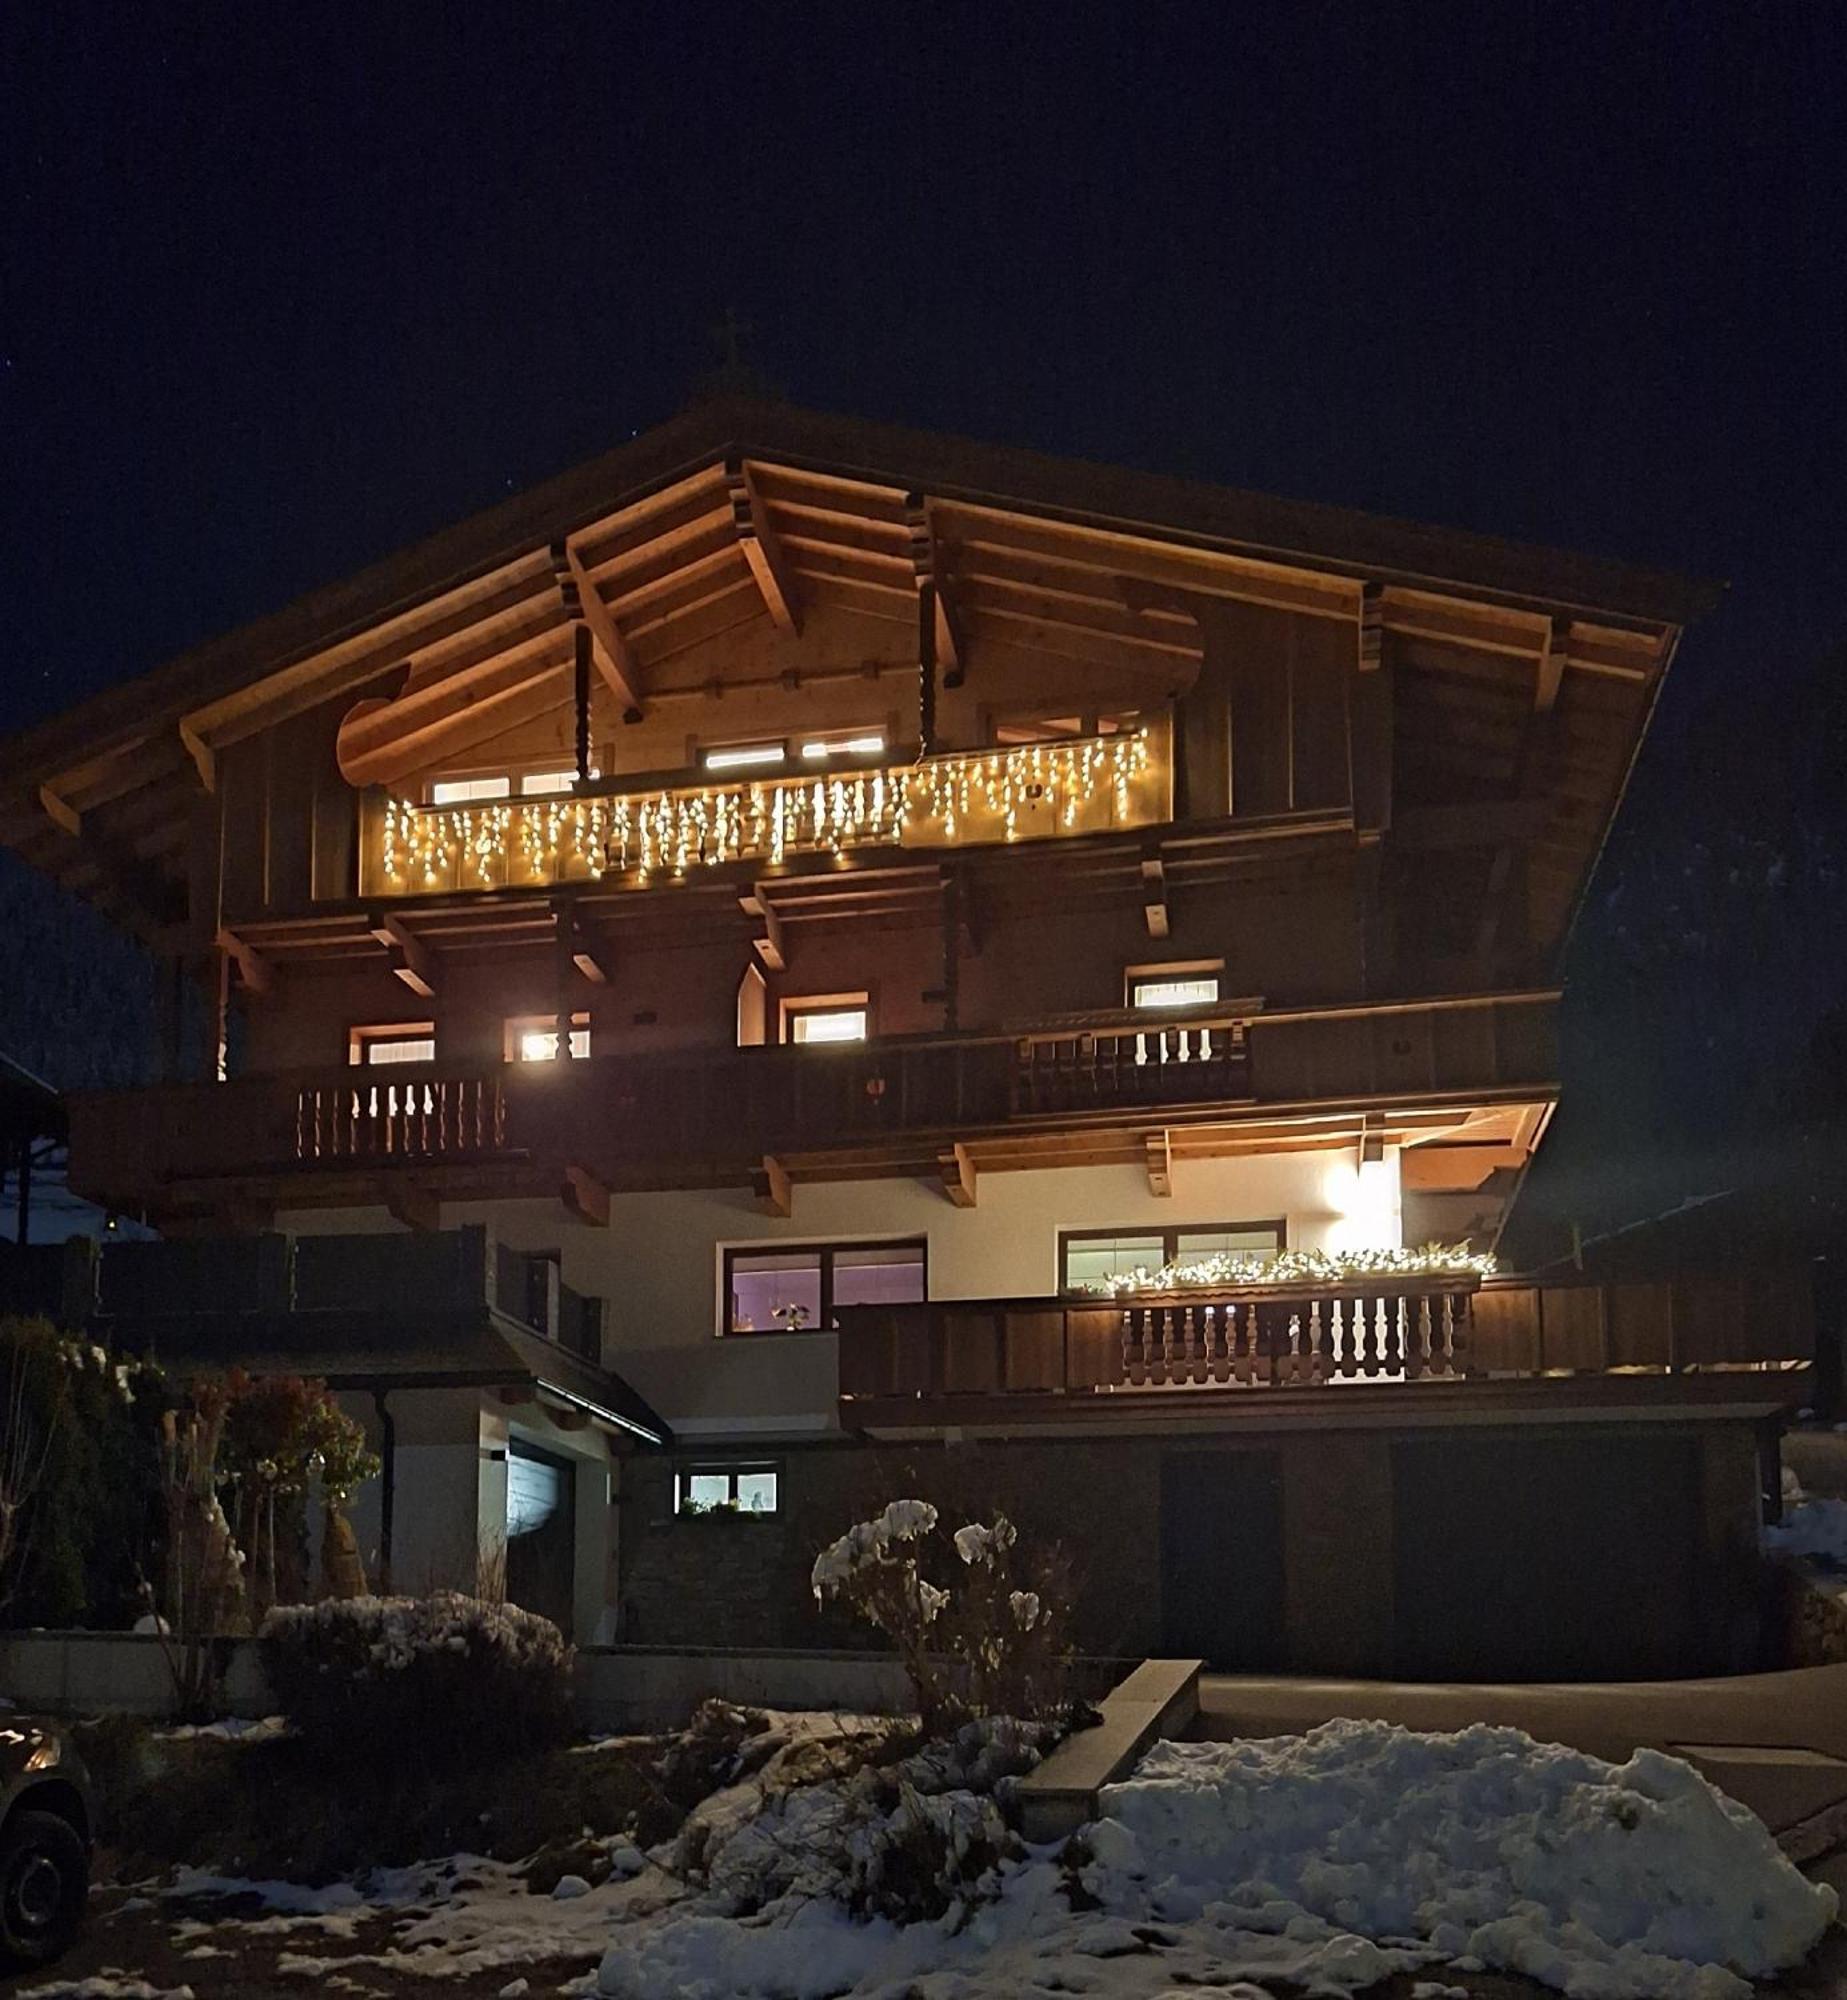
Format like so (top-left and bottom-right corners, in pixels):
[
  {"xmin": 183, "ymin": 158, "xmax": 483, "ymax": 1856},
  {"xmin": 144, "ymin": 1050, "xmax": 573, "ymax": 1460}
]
[{"xmin": 0, "ymin": 1808, "xmax": 89, "ymax": 1967}]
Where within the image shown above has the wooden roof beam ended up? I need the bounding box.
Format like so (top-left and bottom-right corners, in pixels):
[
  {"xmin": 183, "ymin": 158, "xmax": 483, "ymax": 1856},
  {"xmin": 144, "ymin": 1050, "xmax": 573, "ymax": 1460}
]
[
  {"xmin": 368, "ymin": 911, "xmax": 437, "ymax": 997},
  {"xmin": 35, "ymin": 785, "xmax": 187, "ymax": 934},
  {"xmin": 554, "ymin": 541, "xmax": 645, "ymax": 723},
  {"xmin": 904, "ymin": 495, "xmax": 964, "ymax": 688},
  {"xmin": 727, "ymin": 459, "xmax": 801, "ymax": 634},
  {"xmin": 178, "ymin": 720, "xmax": 216, "ymax": 794},
  {"xmin": 1146, "ymin": 1128, "xmax": 1173, "ymax": 1197}
]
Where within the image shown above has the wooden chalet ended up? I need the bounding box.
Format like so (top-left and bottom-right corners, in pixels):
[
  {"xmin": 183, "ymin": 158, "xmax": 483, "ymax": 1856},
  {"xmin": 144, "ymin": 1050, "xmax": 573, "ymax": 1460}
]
[{"xmin": 0, "ymin": 398, "xmax": 1807, "ymax": 1673}]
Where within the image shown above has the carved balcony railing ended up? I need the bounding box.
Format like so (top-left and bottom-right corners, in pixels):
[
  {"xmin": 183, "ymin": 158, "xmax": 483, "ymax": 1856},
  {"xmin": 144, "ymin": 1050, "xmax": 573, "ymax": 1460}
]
[
  {"xmin": 64, "ymin": 992, "xmax": 1560, "ymax": 1217},
  {"xmin": 362, "ymin": 726, "xmax": 1170, "ymax": 898},
  {"xmin": 835, "ymin": 1267, "xmax": 1816, "ymax": 1424},
  {"xmin": 837, "ymin": 1275, "xmax": 1482, "ymax": 1407}
]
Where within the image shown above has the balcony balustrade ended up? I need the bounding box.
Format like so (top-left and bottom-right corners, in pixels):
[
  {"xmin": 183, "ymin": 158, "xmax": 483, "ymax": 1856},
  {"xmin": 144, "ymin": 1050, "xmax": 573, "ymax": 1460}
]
[
  {"xmin": 364, "ymin": 727, "xmax": 1168, "ymax": 899},
  {"xmin": 64, "ymin": 991, "xmax": 1559, "ymax": 1216},
  {"xmin": 834, "ymin": 1264, "xmax": 1816, "ymax": 1425}
]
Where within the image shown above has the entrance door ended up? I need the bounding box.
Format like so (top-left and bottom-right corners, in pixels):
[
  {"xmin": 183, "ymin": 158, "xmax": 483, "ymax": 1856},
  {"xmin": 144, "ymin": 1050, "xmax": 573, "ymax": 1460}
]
[
  {"xmin": 505, "ymin": 1440, "xmax": 577, "ymax": 1636},
  {"xmin": 1158, "ymin": 1450, "xmax": 1286, "ymax": 1667}
]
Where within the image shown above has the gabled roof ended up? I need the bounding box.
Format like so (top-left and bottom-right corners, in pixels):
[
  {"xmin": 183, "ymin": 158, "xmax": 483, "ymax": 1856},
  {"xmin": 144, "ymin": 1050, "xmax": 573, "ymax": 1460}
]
[{"xmin": 0, "ymin": 396, "xmax": 1716, "ymax": 942}]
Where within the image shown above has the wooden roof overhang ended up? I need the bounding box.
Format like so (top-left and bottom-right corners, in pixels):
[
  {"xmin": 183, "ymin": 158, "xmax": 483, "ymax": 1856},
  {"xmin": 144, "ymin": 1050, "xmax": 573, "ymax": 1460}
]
[{"xmin": 0, "ymin": 398, "xmax": 1714, "ymax": 949}]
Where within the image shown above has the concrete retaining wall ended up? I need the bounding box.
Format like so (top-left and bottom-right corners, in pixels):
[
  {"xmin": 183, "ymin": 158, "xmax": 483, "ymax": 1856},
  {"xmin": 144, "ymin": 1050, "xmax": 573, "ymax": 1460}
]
[{"xmin": 0, "ymin": 1631, "xmax": 918, "ymax": 1733}]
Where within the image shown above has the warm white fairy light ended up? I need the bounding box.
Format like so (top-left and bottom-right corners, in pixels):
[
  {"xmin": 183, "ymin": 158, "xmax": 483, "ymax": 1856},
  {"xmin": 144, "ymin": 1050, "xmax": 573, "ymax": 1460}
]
[
  {"xmin": 1083, "ymin": 1242, "xmax": 1496, "ymax": 1298},
  {"xmin": 376, "ymin": 728, "xmax": 1153, "ymax": 894}
]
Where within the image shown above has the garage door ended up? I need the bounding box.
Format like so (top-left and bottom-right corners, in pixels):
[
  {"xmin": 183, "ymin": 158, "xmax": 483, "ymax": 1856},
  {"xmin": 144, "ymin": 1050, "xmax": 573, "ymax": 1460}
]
[{"xmin": 1392, "ymin": 1432, "xmax": 1703, "ymax": 1681}]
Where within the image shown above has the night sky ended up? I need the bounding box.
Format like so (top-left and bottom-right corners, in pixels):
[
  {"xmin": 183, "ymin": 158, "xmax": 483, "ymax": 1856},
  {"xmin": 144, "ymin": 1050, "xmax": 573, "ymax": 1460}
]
[{"xmin": 4, "ymin": 4, "xmax": 1845, "ymax": 1244}]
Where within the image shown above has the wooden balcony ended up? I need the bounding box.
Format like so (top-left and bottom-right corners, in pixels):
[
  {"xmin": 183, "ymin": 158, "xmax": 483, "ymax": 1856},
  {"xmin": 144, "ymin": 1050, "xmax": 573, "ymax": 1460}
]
[
  {"xmin": 835, "ymin": 1267, "xmax": 1816, "ymax": 1431},
  {"xmin": 66, "ymin": 991, "xmax": 1558, "ymax": 1221},
  {"xmin": 361, "ymin": 726, "xmax": 1171, "ymax": 900}
]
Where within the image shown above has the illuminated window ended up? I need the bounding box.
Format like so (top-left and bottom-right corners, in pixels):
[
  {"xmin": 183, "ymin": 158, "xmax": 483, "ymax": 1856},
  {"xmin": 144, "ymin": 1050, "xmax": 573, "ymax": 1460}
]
[
  {"xmin": 519, "ymin": 770, "xmax": 581, "ymax": 796},
  {"xmin": 675, "ymin": 1463, "xmax": 782, "ymax": 1515},
  {"xmin": 783, "ymin": 995, "xmax": 870, "ymax": 1045},
  {"xmin": 429, "ymin": 775, "xmax": 512, "ymax": 805},
  {"xmin": 799, "ymin": 732, "xmax": 886, "ymax": 762},
  {"xmin": 1128, "ymin": 964, "xmax": 1222, "ymax": 1011},
  {"xmin": 1059, "ymin": 1221, "xmax": 1283, "ymax": 1292},
  {"xmin": 723, "ymin": 1239, "xmax": 926, "ymax": 1334},
  {"xmin": 506, "ymin": 1013, "xmax": 591, "ymax": 1062},
  {"xmin": 701, "ymin": 741, "xmax": 787, "ymax": 773},
  {"xmin": 349, "ymin": 1023, "xmax": 437, "ymax": 1066}
]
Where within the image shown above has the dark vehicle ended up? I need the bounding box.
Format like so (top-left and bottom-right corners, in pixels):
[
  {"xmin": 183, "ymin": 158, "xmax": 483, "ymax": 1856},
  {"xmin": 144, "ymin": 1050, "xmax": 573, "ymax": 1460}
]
[{"xmin": 0, "ymin": 1719, "xmax": 92, "ymax": 1967}]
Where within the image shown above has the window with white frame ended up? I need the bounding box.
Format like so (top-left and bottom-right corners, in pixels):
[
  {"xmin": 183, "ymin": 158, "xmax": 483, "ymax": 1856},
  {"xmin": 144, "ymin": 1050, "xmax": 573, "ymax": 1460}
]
[
  {"xmin": 700, "ymin": 740, "xmax": 787, "ymax": 774},
  {"xmin": 348, "ymin": 1023, "xmax": 437, "ymax": 1066},
  {"xmin": 782, "ymin": 994, "xmax": 869, "ymax": 1045},
  {"xmin": 1059, "ymin": 1221, "xmax": 1283, "ymax": 1292},
  {"xmin": 429, "ymin": 775, "xmax": 512, "ymax": 805},
  {"xmin": 1127, "ymin": 964, "xmax": 1223, "ymax": 1010},
  {"xmin": 506, "ymin": 1012, "xmax": 591, "ymax": 1062},
  {"xmin": 675, "ymin": 1463, "xmax": 781, "ymax": 1516},
  {"xmin": 798, "ymin": 730, "xmax": 886, "ymax": 763},
  {"xmin": 519, "ymin": 769, "xmax": 582, "ymax": 795}
]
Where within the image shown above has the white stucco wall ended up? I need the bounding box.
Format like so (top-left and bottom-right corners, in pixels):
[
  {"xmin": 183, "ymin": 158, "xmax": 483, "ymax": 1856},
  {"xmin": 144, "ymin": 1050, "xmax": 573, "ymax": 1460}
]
[{"xmin": 424, "ymin": 1146, "xmax": 1405, "ymax": 1439}]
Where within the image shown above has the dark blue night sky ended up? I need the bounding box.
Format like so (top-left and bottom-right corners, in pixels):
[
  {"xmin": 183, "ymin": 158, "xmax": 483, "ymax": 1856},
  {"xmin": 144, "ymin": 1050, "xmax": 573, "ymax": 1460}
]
[{"xmin": 3, "ymin": 2, "xmax": 1843, "ymax": 1252}]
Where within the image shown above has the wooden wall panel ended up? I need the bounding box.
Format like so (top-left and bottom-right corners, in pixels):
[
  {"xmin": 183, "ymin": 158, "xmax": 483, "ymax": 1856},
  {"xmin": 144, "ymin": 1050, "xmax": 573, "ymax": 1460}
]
[{"xmin": 1291, "ymin": 615, "xmax": 1352, "ymax": 811}]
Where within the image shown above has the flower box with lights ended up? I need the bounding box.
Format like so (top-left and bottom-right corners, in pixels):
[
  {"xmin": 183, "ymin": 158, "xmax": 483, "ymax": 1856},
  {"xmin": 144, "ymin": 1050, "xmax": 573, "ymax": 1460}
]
[
  {"xmin": 1079, "ymin": 1243, "xmax": 1496, "ymax": 1299},
  {"xmin": 364, "ymin": 727, "xmax": 1167, "ymax": 897}
]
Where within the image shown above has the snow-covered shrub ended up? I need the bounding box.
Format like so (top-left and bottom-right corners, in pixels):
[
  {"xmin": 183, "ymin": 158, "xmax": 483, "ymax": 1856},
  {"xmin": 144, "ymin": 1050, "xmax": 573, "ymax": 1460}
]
[
  {"xmin": 812, "ymin": 1499, "xmax": 1074, "ymax": 1727},
  {"xmin": 696, "ymin": 1715, "xmax": 1052, "ymax": 1926},
  {"xmin": 259, "ymin": 1590, "xmax": 573, "ymax": 1766}
]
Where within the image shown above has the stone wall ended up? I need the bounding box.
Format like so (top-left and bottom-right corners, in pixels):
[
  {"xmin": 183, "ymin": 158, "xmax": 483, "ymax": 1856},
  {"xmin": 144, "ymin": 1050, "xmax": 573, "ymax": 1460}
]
[{"xmin": 619, "ymin": 1415, "xmax": 1771, "ymax": 1680}]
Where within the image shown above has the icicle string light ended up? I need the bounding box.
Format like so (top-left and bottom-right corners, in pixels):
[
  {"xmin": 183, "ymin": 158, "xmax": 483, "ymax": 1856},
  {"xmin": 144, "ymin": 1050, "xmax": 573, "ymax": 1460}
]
[
  {"xmin": 1083, "ymin": 1243, "xmax": 1497, "ymax": 1298},
  {"xmin": 378, "ymin": 729, "xmax": 1154, "ymax": 892}
]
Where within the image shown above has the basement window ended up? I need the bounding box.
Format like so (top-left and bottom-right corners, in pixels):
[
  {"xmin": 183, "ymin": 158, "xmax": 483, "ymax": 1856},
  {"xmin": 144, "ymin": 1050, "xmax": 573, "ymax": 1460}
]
[
  {"xmin": 507, "ymin": 1013, "xmax": 591, "ymax": 1062},
  {"xmin": 676, "ymin": 1463, "xmax": 781, "ymax": 1516},
  {"xmin": 1059, "ymin": 1221, "xmax": 1284, "ymax": 1292},
  {"xmin": 429, "ymin": 775, "xmax": 512, "ymax": 806},
  {"xmin": 349, "ymin": 1023, "xmax": 437, "ymax": 1066}
]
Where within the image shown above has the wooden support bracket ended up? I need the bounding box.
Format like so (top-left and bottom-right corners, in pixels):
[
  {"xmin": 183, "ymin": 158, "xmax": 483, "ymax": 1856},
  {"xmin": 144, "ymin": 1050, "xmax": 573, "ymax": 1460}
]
[
  {"xmin": 215, "ymin": 926, "xmax": 272, "ymax": 996},
  {"xmin": 368, "ymin": 911, "xmax": 437, "ymax": 998},
  {"xmin": 382, "ymin": 1180, "xmax": 440, "ymax": 1232},
  {"xmin": 739, "ymin": 888, "xmax": 785, "ymax": 972},
  {"xmin": 178, "ymin": 719, "xmax": 217, "ymax": 793},
  {"xmin": 938, "ymin": 1142, "xmax": 977, "ymax": 1208},
  {"xmin": 1146, "ymin": 1128, "xmax": 1173, "ymax": 1198},
  {"xmin": 905, "ymin": 494, "xmax": 964, "ymax": 686},
  {"xmin": 752, "ymin": 1154, "xmax": 793, "ymax": 1218},
  {"xmin": 555, "ymin": 540, "xmax": 646, "ymax": 722},
  {"xmin": 726, "ymin": 459, "xmax": 801, "ymax": 634},
  {"xmin": 561, "ymin": 1164, "xmax": 611, "ymax": 1228},
  {"xmin": 554, "ymin": 900, "xmax": 610, "ymax": 984},
  {"xmin": 1140, "ymin": 852, "xmax": 1170, "ymax": 939}
]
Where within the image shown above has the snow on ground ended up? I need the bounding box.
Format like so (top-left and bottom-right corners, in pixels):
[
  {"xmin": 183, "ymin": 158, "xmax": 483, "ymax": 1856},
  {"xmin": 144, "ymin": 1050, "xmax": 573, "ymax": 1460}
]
[
  {"xmin": 1766, "ymin": 1495, "xmax": 1847, "ymax": 1567},
  {"xmin": 594, "ymin": 1717, "xmax": 1836, "ymax": 2000}
]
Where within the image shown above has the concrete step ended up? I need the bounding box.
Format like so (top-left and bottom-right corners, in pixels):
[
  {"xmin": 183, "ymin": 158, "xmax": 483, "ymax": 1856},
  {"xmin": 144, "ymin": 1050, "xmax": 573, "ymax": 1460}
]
[{"xmin": 1670, "ymin": 1744, "xmax": 1847, "ymax": 1837}]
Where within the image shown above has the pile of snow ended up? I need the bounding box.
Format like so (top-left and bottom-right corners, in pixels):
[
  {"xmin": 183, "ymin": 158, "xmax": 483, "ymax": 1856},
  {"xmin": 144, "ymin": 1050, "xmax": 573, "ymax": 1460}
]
[
  {"xmin": 595, "ymin": 1718, "xmax": 1836, "ymax": 2000},
  {"xmin": 1766, "ymin": 1494, "xmax": 1847, "ymax": 1568},
  {"xmin": 1089, "ymin": 1720, "xmax": 1833, "ymax": 1997}
]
